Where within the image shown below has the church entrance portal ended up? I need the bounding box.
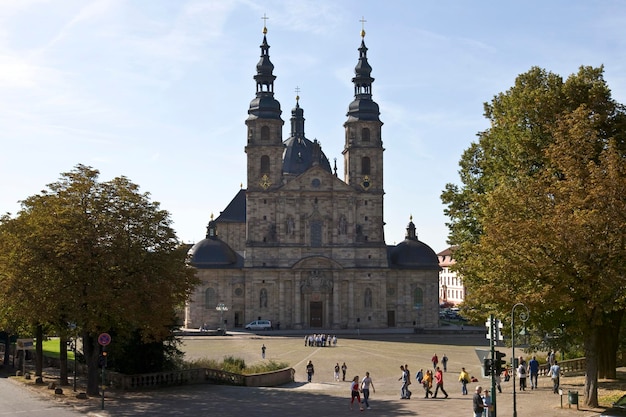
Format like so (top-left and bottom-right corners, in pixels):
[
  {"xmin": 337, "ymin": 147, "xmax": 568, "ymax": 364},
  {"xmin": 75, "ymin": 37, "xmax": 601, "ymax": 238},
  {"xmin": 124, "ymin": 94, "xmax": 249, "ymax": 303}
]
[
  {"xmin": 387, "ymin": 310, "xmax": 395, "ymax": 327},
  {"xmin": 310, "ymin": 301, "xmax": 323, "ymax": 328}
]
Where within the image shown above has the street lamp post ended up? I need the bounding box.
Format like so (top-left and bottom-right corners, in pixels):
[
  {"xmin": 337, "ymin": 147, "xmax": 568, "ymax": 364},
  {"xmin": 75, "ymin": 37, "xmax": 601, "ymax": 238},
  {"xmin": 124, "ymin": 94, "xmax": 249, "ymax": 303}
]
[
  {"xmin": 216, "ymin": 303, "xmax": 228, "ymax": 334},
  {"xmin": 511, "ymin": 303, "xmax": 529, "ymax": 417}
]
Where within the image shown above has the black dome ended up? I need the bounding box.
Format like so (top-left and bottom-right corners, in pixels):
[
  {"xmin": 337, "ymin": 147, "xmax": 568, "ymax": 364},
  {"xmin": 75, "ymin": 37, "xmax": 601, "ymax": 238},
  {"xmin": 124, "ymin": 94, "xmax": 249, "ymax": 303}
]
[
  {"xmin": 389, "ymin": 239, "xmax": 440, "ymax": 269},
  {"xmin": 282, "ymin": 137, "xmax": 332, "ymax": 175},
  {"xmin": 187, "ymin": 219, "xmax": 241, "ymax": 269},
  {"xmin": 282, "ymin": 99, "xmax": 331, "ymax": 175},
  {"xmin": 187, "ymin": 238, "xmax": 240, "ymax": 269},
  {"xmin": 388, "ymin": 219, "xmax": 440, "ymax": 270}
]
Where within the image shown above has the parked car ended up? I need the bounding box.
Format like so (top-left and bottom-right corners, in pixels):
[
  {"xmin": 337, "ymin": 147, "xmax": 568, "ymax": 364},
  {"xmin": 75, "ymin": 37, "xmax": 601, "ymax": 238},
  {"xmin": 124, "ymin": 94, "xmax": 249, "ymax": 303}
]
[
  {"xmin": 601, "ymin": 394, "xmax": 626, "ymax": 416},
  {"xmin": 245, "ymin": 320, "xmax": 273, "ymax": 330}
]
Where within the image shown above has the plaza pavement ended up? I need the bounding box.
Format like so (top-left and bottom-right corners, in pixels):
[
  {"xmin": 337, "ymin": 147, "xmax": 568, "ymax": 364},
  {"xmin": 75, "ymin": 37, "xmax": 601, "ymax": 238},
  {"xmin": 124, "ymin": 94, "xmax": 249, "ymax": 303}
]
[{"xmin": 6, "ymin": 328, "xmax": 613, "ymax": 416}]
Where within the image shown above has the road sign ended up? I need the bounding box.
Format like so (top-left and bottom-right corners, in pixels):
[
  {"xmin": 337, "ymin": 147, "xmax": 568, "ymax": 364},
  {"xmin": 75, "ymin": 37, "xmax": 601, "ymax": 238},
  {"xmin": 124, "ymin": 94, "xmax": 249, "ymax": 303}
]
[
  {"xmin": 16, "ymin": 338, "xmax": 34, "ymax": 350},
  {"xmin": 98, "ymin": 333, "xmax": 111, "ymax": 346}
]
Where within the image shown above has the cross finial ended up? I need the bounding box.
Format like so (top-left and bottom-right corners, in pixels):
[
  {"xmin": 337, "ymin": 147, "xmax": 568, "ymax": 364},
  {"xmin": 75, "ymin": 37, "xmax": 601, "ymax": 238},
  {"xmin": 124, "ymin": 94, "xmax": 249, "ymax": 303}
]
[
  {"xmin": 295, "ymin": 86, "xmax": 301, "ymax": 103},
  {"xmin": 262, "ymin": 13, "xmax": 269, "ymax": 34},
  {"xmin": 360, "ymin": 16, "xmax": 367, "ymax": 38}
]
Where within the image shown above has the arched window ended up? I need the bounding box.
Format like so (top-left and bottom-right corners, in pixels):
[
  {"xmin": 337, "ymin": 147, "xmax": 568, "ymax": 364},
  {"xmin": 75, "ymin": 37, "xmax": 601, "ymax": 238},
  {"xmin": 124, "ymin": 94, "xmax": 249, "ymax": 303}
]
[
  {"xmin": 413, "ymin": 287, "xmax": 424, "ymax": 309},
  {"xmin": 310, "ymin": 221, "xmax": 322, "ymax": 247},
  {"xmin": 260, "ymin": 288, "xmax": 268, "ymax": 308},
  {"xmin": 364, "ymin": 288, "xmax": 372, "ymax": 308},
  {"xmin": 260, "ymin": 155, "xmax": 270, "ymax": 174},
  {"xmin": 361, "ymin": 157, "xmax": 371, "ymax": 175},
  {"xmin": 261, "ymin": 125, "xmax": 270, "ymax": 141},
  {"xmin": 205, "ymin": 288, "xmax": 216, "ymax": 309},
  {"xmin": 362, "ymin": 127, "xmax": 370, "ymax": 142}
]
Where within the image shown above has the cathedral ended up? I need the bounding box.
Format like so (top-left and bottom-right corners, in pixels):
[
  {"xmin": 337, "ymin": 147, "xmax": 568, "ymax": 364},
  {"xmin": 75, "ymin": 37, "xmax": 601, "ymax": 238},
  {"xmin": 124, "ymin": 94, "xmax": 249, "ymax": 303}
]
[{"xmin": 185, "ymin": 25, "xmax": 440, "ymax": 330}]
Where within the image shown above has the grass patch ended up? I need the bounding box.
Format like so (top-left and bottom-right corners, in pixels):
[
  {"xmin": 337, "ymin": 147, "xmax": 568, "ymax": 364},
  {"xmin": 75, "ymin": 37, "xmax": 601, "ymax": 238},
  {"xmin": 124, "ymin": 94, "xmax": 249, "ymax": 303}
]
[
  {"xmin": 183, "ymin": 356, "xmax": 288, "ymax": 375},
  {"xmin": 41, "ymin": 338, "xmax": 75, "ymax": 360}
]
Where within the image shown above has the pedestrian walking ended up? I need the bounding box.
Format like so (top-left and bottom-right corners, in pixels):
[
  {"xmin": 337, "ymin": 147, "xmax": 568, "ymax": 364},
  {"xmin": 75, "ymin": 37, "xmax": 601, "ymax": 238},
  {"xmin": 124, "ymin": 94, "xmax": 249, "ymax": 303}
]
[
  {"xmin": 334, "ymin": 363, "xmax": 340, "ymax": 381},
  {"xmin": 549, "ymin": 360, "xmax": 561, "ymax": 394},
  {"xmin": 422, "ymin": 369, "xmax": 434, "ymax": 398},
  {"xmin": 399, "ymin": 365, "xmax": 409, "ymax": 399},
  {"xmin": 473, "ymin": 386, "xmax": 486, "ymax": 417},
  {"xmin": 517, "ymin": 360, "xmax": 527, "ymax": 391},
  {"xmin": 361, "ymin": 371, "xmax": 375, "ymax": 409},
  {"xmin": 404, "ymin": 364, "xmax": 412, "ymax": 399},
  {"xmin": 306, "ymin": 360, "xmax": 315, "ymax": 382},
  {"xmin": 442, "ymin": 354, "xmax": 448, "ymax": 372},
  {"xmin": 459, "ymin": 367, "xmax": 470, "ymax": 395},
  {"xmin": 528, "ymin": 355, "xmax": 539, "ymax": 389},
  {"xmin": 341, "ymin": 362, "xmax": 347, "ymax": 381},
  {"xmin": 350, "ymin": 375, "xmax": 364, "ymax": 411},
  {"xmin": 432, "ymin": 353, "xmax": 439, "ymax": 370},
  {"xmin": 482, "ymin": 389, "xmax": 493, "ymax": 417},
  {"xmin": 261, "ymin": 344, "xmax": 266, "ymax": 359},
  {"xmin": 433, "ymin": 366, "xmax": 448, "ymax": 398}
]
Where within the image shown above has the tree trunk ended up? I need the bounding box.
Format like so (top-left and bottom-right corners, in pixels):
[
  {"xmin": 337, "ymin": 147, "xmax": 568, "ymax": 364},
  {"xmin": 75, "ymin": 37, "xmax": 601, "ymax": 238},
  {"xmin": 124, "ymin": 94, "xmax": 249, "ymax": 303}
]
[
  {"xmin": 597, "ymin": 310, "xmax": 623, "ymax": 379},
  {"xmin": 83, "ymin": 333, "xmax": 101, "ymax": 396},
  {"xmin": 35, "ymin": 324, "xmax": 43, "ymax": 377},
  {"xmin": 59, "ymin": 335, "xmax": 69, "ymax": 385},
  {"xmin": 583, "ymin": 326, "xmax": 600, "ymax": 407}
]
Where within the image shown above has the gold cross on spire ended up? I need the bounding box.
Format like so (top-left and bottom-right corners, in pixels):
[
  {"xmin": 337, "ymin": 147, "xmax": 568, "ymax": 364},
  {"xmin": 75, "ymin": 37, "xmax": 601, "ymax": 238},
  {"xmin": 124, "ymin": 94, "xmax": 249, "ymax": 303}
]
[
  {"xmin": 262, "ymin": 13, "xmax": 269, "ymax": 34},
  {"xmin": 360, "ymin": 16, "xmax": 367, "ymax": 38},
  {"xmin": 295, "ymin": 86, "xmax": 301, "ymax": 103}
]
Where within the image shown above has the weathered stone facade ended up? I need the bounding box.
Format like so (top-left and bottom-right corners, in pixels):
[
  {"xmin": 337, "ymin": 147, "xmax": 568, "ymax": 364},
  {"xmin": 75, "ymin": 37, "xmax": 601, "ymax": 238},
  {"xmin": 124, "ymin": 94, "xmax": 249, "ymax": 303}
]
[{"xmin": 185, "ymin": 28, "xmax": 440, "ymax": 330}]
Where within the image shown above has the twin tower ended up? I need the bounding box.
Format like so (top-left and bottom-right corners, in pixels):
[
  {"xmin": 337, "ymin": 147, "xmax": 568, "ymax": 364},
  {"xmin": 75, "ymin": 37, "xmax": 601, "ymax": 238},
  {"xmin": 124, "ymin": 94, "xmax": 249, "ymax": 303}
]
[{"xmin": 185, "ymin": 24, "xmax": 439, "ymax": 331}]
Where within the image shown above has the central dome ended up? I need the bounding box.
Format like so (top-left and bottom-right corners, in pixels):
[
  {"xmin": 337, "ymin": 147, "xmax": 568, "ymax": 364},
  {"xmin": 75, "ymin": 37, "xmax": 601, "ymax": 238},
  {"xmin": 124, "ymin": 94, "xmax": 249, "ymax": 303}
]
[{"xmin": 282, "ymin": 99, "xmax": 331, "ymax": 175}]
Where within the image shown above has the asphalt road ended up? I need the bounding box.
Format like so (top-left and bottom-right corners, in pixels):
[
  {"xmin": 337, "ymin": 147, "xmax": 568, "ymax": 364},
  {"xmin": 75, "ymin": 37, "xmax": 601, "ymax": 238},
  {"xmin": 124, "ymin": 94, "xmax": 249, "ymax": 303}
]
[{"xmin": 0, "ymin": 375, "xmax": 86, "ymax": 417}]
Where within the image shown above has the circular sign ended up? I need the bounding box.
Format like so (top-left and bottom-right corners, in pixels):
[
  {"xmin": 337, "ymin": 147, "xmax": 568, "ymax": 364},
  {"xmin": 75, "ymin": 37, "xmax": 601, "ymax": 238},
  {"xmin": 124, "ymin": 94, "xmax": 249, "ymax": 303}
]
[{"xmin": 98, "ymin": 333, "xmax": 111, "ymax": 346}]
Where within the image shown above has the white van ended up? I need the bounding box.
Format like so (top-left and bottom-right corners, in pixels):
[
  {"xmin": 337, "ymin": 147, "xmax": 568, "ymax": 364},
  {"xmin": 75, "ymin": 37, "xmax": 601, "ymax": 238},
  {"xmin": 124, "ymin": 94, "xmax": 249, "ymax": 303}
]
[{"xmin": 245, "ymin": 320, "xmax": 273, "ymax": 330}]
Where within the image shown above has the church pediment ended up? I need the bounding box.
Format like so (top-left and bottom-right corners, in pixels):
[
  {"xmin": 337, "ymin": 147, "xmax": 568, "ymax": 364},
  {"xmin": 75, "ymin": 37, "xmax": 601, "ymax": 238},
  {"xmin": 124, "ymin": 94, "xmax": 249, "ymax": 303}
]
[
  {"xmin": 292, "ymin": 256, "xmax": 343, "ymax": 270},
  {"xmin": 281, "ymin": 166, "xmax": 353, "ymax": 193}
]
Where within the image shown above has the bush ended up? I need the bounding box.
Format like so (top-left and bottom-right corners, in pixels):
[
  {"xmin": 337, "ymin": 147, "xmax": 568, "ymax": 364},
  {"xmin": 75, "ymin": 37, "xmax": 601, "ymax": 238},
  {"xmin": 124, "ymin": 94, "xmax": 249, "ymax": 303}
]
[{"xmin": 181, "ymin": 356, "xmax": 288, "ymax": 375}]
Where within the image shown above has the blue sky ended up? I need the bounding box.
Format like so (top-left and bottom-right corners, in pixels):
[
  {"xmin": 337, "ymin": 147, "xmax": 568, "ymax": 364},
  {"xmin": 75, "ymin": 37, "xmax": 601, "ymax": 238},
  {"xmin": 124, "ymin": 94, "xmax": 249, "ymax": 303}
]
[{"xmin": 1, "ymin": 0, "xmax": 625, "ymax": 253}]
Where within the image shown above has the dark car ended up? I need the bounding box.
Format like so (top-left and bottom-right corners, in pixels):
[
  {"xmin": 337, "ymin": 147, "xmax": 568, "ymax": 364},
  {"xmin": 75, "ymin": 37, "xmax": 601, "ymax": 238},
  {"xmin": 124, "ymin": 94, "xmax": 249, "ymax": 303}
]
[{"xmin": 601, "ymin": 394, "xmax": 626, "ymax": 416}]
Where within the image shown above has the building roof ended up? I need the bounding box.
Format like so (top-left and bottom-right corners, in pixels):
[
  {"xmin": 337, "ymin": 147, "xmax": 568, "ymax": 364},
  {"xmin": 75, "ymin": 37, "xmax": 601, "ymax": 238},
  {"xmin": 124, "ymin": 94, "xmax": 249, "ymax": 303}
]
[
  {"xmin": 215, "ymin": 189, "xmax": 246, "ymax": 223},
  {"xmin": 186, "ymin": 218, "xmax": 243, "ymax": 269},
  {"xmin": 387, "ymin": 219, "xmax": 440, "ymax": 270}
]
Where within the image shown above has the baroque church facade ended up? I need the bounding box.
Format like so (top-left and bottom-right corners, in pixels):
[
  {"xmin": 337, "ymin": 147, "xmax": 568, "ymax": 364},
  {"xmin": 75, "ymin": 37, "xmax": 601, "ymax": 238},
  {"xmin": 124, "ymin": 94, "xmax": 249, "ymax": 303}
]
[{"xmin": 185, "ymin": 26, "xmax": 440, "ymax": 330}]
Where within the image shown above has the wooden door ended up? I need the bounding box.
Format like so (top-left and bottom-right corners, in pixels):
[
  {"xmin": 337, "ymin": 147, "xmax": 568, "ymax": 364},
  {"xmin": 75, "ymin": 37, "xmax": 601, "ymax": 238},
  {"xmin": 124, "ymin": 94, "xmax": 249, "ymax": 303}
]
[{"xmin": 310, "ymin": 302, "xmax": 323, "ymax": 328}]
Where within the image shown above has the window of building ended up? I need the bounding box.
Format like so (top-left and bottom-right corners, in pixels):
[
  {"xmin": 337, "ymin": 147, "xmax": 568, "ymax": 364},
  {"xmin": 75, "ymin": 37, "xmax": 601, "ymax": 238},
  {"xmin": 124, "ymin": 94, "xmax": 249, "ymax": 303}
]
[
  {"xmin": 310, "ymin": 221, "xmax": 322, "ymax": 247},
  {"xmin": 261, "ymin": 125, "xmax": 270, "ymax": 141},
  {"xmin": 364, "ymin": 288, "xmax": 372, "ymax": 308},
  {"xmin": 205, "ymin": 288, "xmax": 216, "ymax": 309},
  {"xmin": 260, "ymin": 155, "xmax": 270, "ymax": 174},
  {"xmin": 413, "ymin": 287, "xmax": 424, "ymax": 309},
  {"xmin": 362, "ymin": 127, "xmax": 370, "ymax": 142},
  {"xmin": 361, "ymin": 157, "xmax": 371, "ymax": 175}
]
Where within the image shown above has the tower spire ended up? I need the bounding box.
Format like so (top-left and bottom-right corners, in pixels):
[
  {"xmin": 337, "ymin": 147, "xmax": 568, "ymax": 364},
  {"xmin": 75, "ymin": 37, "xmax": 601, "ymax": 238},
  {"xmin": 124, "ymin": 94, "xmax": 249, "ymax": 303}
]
[
  {"xmin": 346, "ymin": 17, "xmax": 380, "ymax": 122},
  {"xmin": 248, "ymin": 15, "xmax": 281, "ymax": 120}
]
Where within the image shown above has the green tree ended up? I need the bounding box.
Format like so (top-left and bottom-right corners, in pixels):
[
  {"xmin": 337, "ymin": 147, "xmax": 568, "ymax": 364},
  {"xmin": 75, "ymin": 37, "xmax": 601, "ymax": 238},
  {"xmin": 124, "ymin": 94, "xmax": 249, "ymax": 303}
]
[
  {"xmin": 442, "ymin": 66, "xmax": 626, "ymax": 406},
  {"xmin": 0, "ymin": 165, "xmax": 197, "ymax": 395}
]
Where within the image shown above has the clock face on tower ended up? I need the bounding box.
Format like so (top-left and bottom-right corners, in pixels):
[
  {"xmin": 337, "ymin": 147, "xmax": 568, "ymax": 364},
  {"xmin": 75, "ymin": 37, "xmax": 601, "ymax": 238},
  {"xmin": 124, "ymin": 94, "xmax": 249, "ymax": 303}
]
[
  {"xmin": 260, "ymin": 174, "xmax": 272, "ymax": 190},
  {"xmin": 361, "ymin": 175, "xmax": 371, "ymax": 190}
]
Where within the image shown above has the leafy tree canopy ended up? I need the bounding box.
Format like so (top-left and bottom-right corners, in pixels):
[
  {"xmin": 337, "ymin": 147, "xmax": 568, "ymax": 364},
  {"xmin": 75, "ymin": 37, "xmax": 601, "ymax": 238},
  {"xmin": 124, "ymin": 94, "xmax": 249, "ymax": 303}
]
[
  {"xmin": 0, "ymin": 165, "xmax": 198, "ymax": 394},
  {"xmin": 441, "ymin": 66, "xmax": 626, "ymax": 406}
]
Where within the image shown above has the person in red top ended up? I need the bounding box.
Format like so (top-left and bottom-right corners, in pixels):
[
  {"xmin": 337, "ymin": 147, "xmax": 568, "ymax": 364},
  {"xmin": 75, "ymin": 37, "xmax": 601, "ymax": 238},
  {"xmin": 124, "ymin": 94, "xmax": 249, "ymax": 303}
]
[
  {"xmin": 350, "ymin": 375, "xmax": 364, "ymax": 411},
  {"xmin": 433, "ymin": 366, "xmax": 449, "ymax": 398},
  {"xmin": 432, "ymin": 353, "xmax": 439, "ymax": 370}
]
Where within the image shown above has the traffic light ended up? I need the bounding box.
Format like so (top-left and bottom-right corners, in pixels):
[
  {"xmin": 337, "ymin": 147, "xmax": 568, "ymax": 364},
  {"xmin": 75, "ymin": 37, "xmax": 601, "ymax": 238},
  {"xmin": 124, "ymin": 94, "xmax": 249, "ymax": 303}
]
[
  {"xmin": 98, "ymin": 350, "xmax": 108, "ymax": 368},
  {"xmin": 495, "ymin": 351, "xmax": 506, "ymax": 375},
  {"xmin": 483, "ymin": 358, "xmax": 493, "ymax": 375}
]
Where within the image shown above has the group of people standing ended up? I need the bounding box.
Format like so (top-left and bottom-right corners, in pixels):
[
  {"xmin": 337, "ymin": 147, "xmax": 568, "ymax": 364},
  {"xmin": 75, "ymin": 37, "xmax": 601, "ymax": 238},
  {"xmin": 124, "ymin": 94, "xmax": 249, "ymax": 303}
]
[{"xmin": 304, "ymin": 333, "xmax": 337, "ymax": 347}]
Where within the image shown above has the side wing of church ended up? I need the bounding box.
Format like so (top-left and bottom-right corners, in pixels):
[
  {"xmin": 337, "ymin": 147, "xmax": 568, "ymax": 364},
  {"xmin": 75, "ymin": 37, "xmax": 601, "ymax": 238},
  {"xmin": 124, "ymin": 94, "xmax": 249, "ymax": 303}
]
[{"xmin": 185, "ymin": 25, "xmax": 440, "ymax": 330}]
